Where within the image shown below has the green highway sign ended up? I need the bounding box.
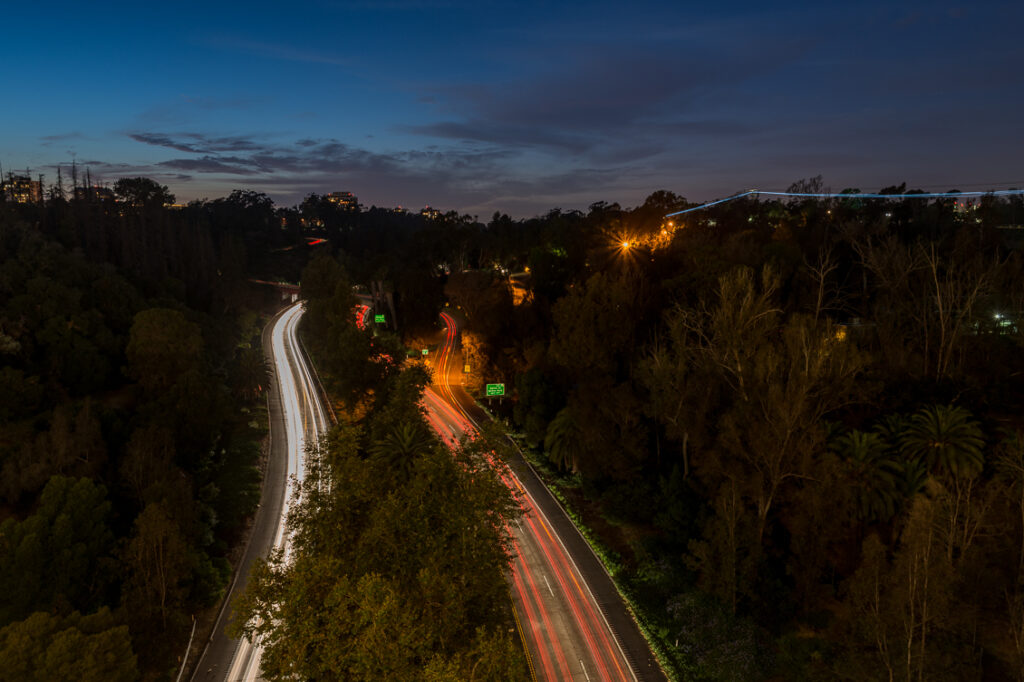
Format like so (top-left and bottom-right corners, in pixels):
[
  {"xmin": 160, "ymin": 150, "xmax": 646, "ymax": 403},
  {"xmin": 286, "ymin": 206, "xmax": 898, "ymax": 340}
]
[
  {"xmin": 485, "ymin": 383, "xmax": 505, "ymax": 397},
  {"xmin": 374, "ymin": 314, "xmax": 386, "ymax": 323}
]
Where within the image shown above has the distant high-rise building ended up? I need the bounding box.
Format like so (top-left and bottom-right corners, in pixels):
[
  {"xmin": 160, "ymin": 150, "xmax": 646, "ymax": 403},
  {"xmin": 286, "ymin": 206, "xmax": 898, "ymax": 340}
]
[
  {"xmin": 420, "ymin": 205, "xmax": 441, "ymax": 220},
  {"xmin": 2, "ymin": 175, "xmax": 41, "ymax": 203},
  {"xmin": 326, "ymin": 191, "xmax": 358, "ymax": 210}
]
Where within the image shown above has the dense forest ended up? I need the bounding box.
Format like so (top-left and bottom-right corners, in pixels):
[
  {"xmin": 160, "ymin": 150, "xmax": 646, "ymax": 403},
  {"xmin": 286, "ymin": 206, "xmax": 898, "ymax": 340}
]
[
  {"xmin": 0, "ymin": 180, "xmax": 293, "ymax": 679},
  {"xmin": 464, "ymin": 186, "xmax": 1024, "ymax": 680},
  {"xmin": 6, "ymin": 173, "xmax": 1024, "ymax": 680},
  {"xmin": 290, "ymin": 181, "xmax": 1024, "ymax": 680}
]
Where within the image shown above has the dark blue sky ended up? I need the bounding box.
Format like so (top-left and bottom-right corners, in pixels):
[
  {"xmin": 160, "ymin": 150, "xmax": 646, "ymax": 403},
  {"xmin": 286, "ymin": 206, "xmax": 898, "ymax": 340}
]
[{"xmin": 2, "ymin": 0, "xmax": 1021, "ymax": 216}]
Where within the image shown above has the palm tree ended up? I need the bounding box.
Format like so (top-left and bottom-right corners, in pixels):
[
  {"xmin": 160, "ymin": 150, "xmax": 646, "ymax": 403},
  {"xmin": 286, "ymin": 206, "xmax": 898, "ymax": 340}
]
[
  {"xmin": 873, "ymin": 413, "xmax": 909, "ymax": 451},
  {"xmin": 898, "ymin": 456, "xmax": 929, "ymax": 500},
  {"xmin": 370, "ymin": 423, "xmax": 436, "ymax": 480},
  {"xmin": 900, "ymin": 404, "xmax": 984, "ymax": 479},
  {"xmin": 544, "ymin": 406, "xmax": 584, "ymax": 473},
  {"xmin": 832, "ymin": 429, "xmax": 903, "ymax": 522}
]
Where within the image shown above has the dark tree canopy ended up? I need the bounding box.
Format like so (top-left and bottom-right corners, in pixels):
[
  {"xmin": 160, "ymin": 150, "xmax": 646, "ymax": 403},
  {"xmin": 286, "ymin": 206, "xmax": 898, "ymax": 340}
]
[{"xmin": 112, "ymin": 177, "xmax": 174, "ymax": 207}]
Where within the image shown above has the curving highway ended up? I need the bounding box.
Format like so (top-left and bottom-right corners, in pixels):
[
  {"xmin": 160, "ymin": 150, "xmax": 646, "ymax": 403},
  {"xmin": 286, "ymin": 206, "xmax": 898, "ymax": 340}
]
[
  {"xmin": 192, "ymin": 302, "xmax": 329, "ymax": 682},
  {"xmin": 190, "ymin": 300, "xmax": 664, "ymax": 682},
  {"xmin": 423, "ymin": 311, "xmax": 667, "ymax": 682}
]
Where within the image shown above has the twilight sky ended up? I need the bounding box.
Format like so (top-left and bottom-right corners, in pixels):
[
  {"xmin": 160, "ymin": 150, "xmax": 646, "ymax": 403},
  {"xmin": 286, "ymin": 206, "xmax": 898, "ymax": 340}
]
[{"xmin": 1, "ymin": 0, "xmax": 1021, "ymax": 217}]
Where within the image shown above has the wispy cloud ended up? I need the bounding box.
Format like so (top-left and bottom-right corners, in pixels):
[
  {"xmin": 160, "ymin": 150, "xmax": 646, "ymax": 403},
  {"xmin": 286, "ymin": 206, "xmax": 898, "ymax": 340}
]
[
  {"xmin": 316, "ymin": 0, "xmax": 470, "ymax": 10},
  {"xmin": 204, "ymin": 36, "xmax": 352, "ymax": 67},
  {"xmin": 404, "ymin": 121, "xmax": 593, "ymax": 154},
  {"xmin": 130, "ymin": 132, "xmax": 266, "ymax": 154},
  {"xmin": 40, "ymin": 132, "xmax": 84, "ymax": 143},
  {"xmin": 131, "ymin": 94, "xmax": 270, "ymax": 128},
  {"xmin": 115, "ymin": 131, "xmax": 518, "ymax": 207},
  {"xmin": 157, "ymin": 156, "xmax": 261, "ymax": 175},
  {"xmin": 130, "ymin": 131, "xmax": 515, "ymax": 178},
  {"xmin": 405, "ymin": 37, "xmax": 809, "ymax": 164}
]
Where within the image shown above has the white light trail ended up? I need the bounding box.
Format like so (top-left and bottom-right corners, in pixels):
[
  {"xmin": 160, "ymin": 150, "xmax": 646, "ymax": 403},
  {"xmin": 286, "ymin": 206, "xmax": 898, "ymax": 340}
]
[{"xmin": 226, "ymin": 303, "xmax": 327, "ymax": 682}]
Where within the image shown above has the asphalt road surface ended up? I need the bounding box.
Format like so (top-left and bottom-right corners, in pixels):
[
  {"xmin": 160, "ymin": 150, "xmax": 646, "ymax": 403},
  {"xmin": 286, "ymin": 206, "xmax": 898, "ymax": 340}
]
[
  {"xmin": 191, "ymin": 303, "xmax": 329, "ymax": 682},
  {"xmin": 422, "ymin": 311, "xmax": 667, "ymax": 682}
]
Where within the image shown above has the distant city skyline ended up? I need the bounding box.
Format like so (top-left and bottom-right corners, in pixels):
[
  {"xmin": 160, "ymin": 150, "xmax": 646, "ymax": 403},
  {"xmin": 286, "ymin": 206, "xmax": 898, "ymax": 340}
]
[{"xmin": 1, "ymin": 0, "xmax": 1021, "ymax": 217}]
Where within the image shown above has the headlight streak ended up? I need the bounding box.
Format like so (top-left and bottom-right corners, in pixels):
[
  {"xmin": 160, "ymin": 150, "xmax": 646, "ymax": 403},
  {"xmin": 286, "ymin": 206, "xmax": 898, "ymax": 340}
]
[{"xmin": 227, "ymin": 303, "xmax": 328, "ymax": 682}]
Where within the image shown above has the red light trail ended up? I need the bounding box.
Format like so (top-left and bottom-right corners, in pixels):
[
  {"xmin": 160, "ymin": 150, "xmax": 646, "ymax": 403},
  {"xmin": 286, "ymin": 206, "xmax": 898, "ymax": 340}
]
[{"xmin": 423, "ymin": 310, "xmax": 637, "ymax": 682}]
